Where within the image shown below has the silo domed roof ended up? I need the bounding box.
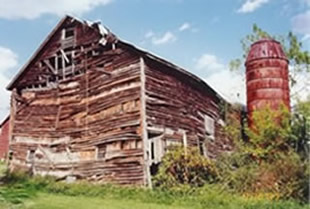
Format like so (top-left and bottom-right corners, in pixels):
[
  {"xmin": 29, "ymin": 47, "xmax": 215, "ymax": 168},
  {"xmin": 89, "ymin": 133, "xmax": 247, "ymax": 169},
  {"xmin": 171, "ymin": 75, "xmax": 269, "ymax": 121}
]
[{"xmin": 245, "ymin": 38, "xmax": 288, "ymax": 65}]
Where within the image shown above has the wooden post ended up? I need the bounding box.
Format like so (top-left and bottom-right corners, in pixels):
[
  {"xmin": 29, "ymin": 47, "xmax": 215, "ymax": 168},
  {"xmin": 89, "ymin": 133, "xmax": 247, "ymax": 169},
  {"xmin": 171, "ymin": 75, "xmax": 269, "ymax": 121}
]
[
  {"xmin": 182, "ymin": 130, "xmax": 187, "ymax": 155},
  {"xmin": 140, "ymin": 57, "xmax": 152, "ymax": 188},
  {"xmin": 8, "ymin": 89, "xmax": 17, "ymax": 165}
]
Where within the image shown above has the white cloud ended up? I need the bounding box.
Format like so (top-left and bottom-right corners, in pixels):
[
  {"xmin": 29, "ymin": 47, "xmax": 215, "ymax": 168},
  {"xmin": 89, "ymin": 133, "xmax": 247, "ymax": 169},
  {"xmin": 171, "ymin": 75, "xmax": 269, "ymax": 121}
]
[
  {"xmin": 205, "ymin": 70, "xmax": 246, "ymax": 104},
  {"xmin": 237, "ymin": 0, "xmax": 270, "ymax": 13},
  {"xmin": 145, "ymin": 31, "xmax": 155, "ymax": 39},
  {"xmin": 0, "ymin": 0, "xmax": 113, "ymax": 19},
  {"xmin": 179, "ymin": 22, "xmax": 191, "ymax": 32},
  {"xmin": 0, "ymin": 47, "xmax": 18, "ymax": 122},
  {"xmin": 292, "ymin": 10, "xmax": 310, "ymax": 35},
  {"xmin": 145, "ymin": 22, "xmax": 194, "ymax": 46},
  {"xmin": 151, "ymin": 31, "xmax": 177, "ymax": 45},
  {"xmin": 195, "ymin": 53, "xmax": 245, "ymax": 104},
  {"xmin": 304, "ymin": 0, "xmax": 310, "ymax": 6},
  {"xmin": 195, "ymin": 54, "xmax": 225, "ymax": 74},
  {"xmin": 0, "ymin": 47, "xmax": 18, "ymax": 71}
]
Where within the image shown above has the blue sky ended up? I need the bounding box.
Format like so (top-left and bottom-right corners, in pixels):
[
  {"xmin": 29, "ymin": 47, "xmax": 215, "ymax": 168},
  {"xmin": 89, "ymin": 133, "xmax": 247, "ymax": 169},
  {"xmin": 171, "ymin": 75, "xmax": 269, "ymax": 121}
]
[{"xmin": 0, "ymin": 0, "xmax": 309, "ymax": 121}]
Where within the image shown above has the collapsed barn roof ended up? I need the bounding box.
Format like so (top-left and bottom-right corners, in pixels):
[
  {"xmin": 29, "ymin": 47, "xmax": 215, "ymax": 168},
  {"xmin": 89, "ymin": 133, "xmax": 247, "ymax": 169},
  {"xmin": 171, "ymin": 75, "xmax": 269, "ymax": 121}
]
[{"xmin": 7, "ymin": 15, "xmax": 226, "ymax": 103}]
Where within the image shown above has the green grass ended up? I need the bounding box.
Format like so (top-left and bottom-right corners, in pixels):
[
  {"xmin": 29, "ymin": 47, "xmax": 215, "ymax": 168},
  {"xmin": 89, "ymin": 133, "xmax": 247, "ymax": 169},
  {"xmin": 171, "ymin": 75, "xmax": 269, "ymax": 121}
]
[
  {"xmin": 7, "ymin": 191, "xmax": 308, "ymax": 209},
  {"xmin": 0, "ymin": 162, "xmax": 6, "ymax": 176},
  {"xmin": 1, "ymin": 183, "xmax": 308, "ymax": 209},
  {"xmin": 0, "ymin": 165, "xmax": 308, "ymax": 209},
  {"xmin": 20, "ymin": 193, "xmax": 191, "ymax": 209}
]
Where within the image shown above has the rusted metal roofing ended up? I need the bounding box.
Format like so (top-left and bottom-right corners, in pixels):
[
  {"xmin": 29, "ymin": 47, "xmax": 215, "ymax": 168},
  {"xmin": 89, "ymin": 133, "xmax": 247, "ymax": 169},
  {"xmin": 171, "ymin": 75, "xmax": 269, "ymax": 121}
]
[{"xmin": 245, "ymin": 38, "xmax": 288, "ymax": 65}]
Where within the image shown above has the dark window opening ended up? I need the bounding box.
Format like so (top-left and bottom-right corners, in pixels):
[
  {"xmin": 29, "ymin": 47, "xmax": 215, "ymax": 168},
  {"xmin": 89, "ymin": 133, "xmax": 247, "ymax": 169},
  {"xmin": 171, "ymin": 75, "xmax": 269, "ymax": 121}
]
[
  {"xmin": 151, "ymin": 142, "xmax": 155, "ymax": 160},
  {"xmin": 198, "ymin": 139, "xmax": 205, "ymax": 156},
  {"xmin": 48, "ymin": 57, "xmax": 56, "ymax": 69},
  {"xmin": 64, "ymin": 28, "xmax": 74, "ymax": 39},
  {"xmin": 148, "ymin": 132, "xmax": 162, "ymax": 139},
  {"xmin": 92, "ymin": 49, "xmax": 99, "ymax": 56},
  {"xmin": 28, "ymin": 150, "xmax": 35, "ymax": 161},
  {"xmin": 65, "ymin": 73, "xmax": 73, "ymax": 77},
  {"xmin": 120, "ymin": 141, "xmax": 125, "ymax": 150},
  {"xmin": 74, "ymin": 70, "xmax": 81, "ymax": 75},
  {"xmin": 97, "ymin": 145, "xmax": 106, "ymax": 159},
  {"xmin": 8, "ymin": 151, "xmax": 13, "ymax": 160},
  {"xmin": 74, "ymin": 59, "xmax": 81, "ymax": 65},
  {"xmin": 57, "ymin": 56, "xmax": 63, "ymax": 70},
  {"xmin": 48, "ymin": 76, "xmax": 56, "ymax": 82},
  {"xmin": 87, "ymin": 50, "xmax": 93, "ymax": 58},
  {"xmin": 64, "ymin": 47, "xmax": 74, "ymax": 52},
  {"xmin": 150, "ymin": 163, "xmax": 160, "ymax": 176}
]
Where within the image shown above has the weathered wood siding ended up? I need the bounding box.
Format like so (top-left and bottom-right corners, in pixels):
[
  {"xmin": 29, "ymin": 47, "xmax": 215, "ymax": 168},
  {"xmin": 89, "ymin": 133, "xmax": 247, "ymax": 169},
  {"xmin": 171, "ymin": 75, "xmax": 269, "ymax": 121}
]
[
  {"xmin": 9, "ymin": 18, "xmax": 145, "ymax": 185},
  {"xmin": 144, "ymin": 59, "xmax": 232, "ymax": 161},
  {"xmin": 0, "ymin": 118, "xmax": 10, "ymax": 159}
]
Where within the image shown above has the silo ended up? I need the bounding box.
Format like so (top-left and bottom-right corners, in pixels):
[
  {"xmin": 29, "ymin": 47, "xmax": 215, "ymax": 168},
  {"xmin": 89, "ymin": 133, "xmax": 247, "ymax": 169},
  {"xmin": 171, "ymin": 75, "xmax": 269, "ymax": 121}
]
[{"xmin": 245, "ymin": 39, "xmax": 290, "ymax": 118}]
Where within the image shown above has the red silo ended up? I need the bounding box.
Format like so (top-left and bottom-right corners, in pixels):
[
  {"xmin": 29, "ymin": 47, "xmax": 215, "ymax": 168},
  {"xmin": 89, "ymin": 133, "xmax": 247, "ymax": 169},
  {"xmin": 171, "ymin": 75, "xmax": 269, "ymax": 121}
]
[{"xmin": 246, "ymin": 39, "xmax": 290, "ymax": 119}]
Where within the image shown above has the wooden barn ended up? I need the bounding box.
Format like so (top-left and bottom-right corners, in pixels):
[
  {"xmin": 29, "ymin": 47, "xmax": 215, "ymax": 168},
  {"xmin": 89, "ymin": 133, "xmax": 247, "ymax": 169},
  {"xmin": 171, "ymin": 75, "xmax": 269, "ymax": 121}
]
[
  {"xmin": 0, "ymin": 116, "xmax": 10, "ymax": 160},
  {"xmin": 6, "ymin": 15, "xmax": 232, "ymax": 186}
]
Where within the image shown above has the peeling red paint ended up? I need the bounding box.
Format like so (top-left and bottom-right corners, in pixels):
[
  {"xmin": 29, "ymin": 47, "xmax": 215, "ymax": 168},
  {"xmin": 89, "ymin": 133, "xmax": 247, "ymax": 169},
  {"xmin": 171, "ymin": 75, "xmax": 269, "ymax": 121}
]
[
  {"xmin": 0, "ymin": 117, "xmax": 10, "ymax": 159},
  {"xmin": 246, "ymin": 39, "xmax": 290, "ymax": 117}
]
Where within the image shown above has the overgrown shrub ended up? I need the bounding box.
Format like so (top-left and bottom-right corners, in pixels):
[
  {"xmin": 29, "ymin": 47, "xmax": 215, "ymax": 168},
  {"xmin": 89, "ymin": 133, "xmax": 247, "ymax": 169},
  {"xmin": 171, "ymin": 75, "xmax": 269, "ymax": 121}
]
[
  {"xmin": 153, "ymin": 146, "xmax": 218, "ymax": 188},
  {"xmin": 216, "ymin": 152, "xmax": 258, "ymax": 194},
  {"xmin": 218, "ymin": 105, "xmax": 310, "ymax": 202}
]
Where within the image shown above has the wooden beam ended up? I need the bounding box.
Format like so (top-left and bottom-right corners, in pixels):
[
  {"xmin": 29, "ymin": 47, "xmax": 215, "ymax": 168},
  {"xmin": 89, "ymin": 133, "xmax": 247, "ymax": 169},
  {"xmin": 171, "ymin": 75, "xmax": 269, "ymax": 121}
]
[
  {"xmin": 43, "ymin": 60, "xmax": 57, "ymax": 75},
  {"xmin": 93, "ymin": 68, "xmax": 112, "ymax": 75},
  {"xmin": 182, "ymin": 130, "xmax": 187, "ymax": 155},
  {"xmin": 8, "ymin": 89, "xmax": 17, "ymax": 159},
  {"xmin": 60, "ymin": 49, "xmax": 70, "ymax": 63},
  {"xmin": 140, "ymin": 57, "xmax": 152, "ymax": 188}
]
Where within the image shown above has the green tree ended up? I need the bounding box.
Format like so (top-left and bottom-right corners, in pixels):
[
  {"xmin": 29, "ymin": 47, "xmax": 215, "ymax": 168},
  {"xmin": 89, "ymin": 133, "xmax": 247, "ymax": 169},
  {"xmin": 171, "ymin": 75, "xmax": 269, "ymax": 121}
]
[{"xmin": 291, "ymin": 97, "xmax": 310, "ymax": 160}]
